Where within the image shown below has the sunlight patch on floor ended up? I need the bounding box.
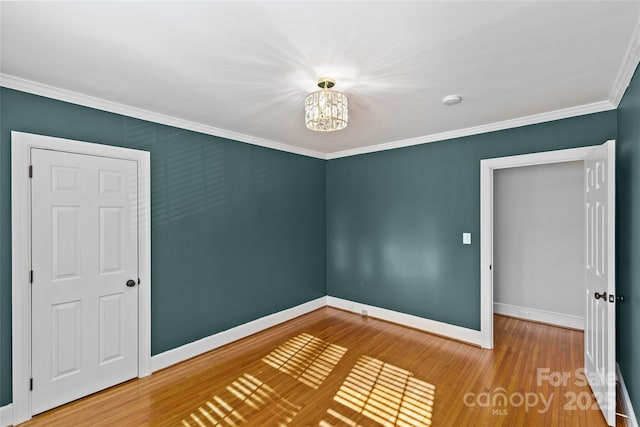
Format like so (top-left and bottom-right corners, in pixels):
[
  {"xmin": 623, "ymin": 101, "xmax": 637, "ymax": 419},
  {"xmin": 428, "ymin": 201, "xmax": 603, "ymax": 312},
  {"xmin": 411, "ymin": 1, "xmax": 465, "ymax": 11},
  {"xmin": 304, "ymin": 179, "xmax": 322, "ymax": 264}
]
[
  {"xmin": 328, "ymin": 356, "xmax": 435, "ymax": 427},
  {"xmin": 263, "ymin": 332, "xmax": 348, "ymax": 389},
  {"xmin": 319, "ymin": 408, "xmax": 367, "ymax": 427},
  {"xmin": 181, "ymin": 373, "xmax": 301, "ymax": 426}
]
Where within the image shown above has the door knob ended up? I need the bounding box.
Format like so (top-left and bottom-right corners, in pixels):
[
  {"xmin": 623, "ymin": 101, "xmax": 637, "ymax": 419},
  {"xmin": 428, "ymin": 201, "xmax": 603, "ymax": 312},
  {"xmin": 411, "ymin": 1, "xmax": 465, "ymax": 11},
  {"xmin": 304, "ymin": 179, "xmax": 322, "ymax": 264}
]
[
  {"xmin": 594, "ymin": 291, "xmax": 607, "ymax": 301},
  {"xmin": 126, "ymin": 279, "xmax": 136, "ymax": 288}
]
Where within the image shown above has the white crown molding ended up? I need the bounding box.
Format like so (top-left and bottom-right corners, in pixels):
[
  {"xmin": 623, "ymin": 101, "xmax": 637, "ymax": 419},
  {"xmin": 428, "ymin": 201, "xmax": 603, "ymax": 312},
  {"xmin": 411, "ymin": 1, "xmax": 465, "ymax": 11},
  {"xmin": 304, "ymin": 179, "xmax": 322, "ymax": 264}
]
[
  {"xmin": 0, "ymin": 73, "xmax": 620, "ymax": 161},
  {"xmin": 610, "ymin": 14, "xmax": 640, "ymax": 107},
  {"xmin": 326, "ymin": 100, "xmax": 615, "ymax": 159},
  {"xmin": 0, "ymin": 73, "xmax": 327, "ymax": 160}
]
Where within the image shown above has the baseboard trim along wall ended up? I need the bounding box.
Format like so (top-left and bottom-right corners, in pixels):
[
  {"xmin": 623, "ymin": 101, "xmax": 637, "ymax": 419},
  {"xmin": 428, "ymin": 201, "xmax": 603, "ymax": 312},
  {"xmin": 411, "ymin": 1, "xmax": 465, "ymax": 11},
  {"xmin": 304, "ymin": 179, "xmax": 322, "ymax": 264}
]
[
  {"xmin": 618, "ymin": 363, "xmax": 639, "ymax": 427},
  {"xmin": 152, "ymin": 295, "xmax": 486, "ymax": 373},
  {"xmin": 326, "ymin": 296, "xmax": 485, "ymax": 347},
  {"xmin": 3, "ymin": 297, "xmax": 635, "ymax": 427},
  {"xmin": 0, "ymin": 404, "xmax": 12, "ymax": 427},
  {"xmin": 494, "ymin": 302, "xmax": 584, "ymax": 330},
  {"xmin": 150, "ymin": 296, "xmax": 328, "ymax": 372}
]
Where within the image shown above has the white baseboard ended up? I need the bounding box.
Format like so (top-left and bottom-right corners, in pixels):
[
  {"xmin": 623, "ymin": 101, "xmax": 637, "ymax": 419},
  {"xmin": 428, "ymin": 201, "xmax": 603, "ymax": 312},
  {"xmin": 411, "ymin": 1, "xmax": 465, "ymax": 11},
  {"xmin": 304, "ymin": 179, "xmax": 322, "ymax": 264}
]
[
  {"xmin": 326, "ymin": 296, "xmax": 484, "ymax": 347},
  {"xmin": 148, "ymin": 295, "xmax": 490, "ymax": 371},
  {"xmin": 617, "ymin": 363, "xmax": 639, "ymax": 427},
  {"xmin": 494, "ymin": 302, "xmax": 584, "ymax": 330},
  {"xmin": 6, "ymin": 295, "xmax": 622, "ymax": 427},
  {"xmin": 150, "ymin": 296, "xmax": 327, "ymax": 372},
  {"xmin": 0, "ymin": 404, "xmax": 12, "ymax": 427}
]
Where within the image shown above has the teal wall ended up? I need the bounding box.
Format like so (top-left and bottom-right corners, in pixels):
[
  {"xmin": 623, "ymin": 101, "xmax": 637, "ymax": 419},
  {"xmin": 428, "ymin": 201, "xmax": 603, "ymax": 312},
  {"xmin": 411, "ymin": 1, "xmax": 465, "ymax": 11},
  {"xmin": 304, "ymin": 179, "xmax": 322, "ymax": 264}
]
[
  {"xmin": 0, "ymin": 88, "xmax": 327, "ymax": 406},
  {"xmin": 1, "ymin": 81, "xmax": 638, "ymax": 413},
  {"xmin": 617, "ymin": 63, "xmax": 640, "ymax": 413},
  {"xmin": 327, "ymin": 111, "xmax": 617, "ymax": 329}
]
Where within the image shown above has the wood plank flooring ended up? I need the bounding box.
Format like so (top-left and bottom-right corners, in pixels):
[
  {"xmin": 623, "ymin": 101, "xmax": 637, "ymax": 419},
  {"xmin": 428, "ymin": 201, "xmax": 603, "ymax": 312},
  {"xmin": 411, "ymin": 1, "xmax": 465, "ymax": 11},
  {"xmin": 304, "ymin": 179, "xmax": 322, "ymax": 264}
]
[{"xmin": 20, "ymin": 308, "xmax": 625, "ymax": 426}]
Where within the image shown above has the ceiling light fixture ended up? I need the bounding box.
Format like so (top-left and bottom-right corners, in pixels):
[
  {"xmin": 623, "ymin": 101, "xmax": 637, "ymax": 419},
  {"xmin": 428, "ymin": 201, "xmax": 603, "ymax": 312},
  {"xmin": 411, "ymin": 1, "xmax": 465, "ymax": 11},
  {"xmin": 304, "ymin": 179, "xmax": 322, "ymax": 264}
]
[{"xmin": 305, "ymin": 78, "xmax": 348, "ymax": 132}]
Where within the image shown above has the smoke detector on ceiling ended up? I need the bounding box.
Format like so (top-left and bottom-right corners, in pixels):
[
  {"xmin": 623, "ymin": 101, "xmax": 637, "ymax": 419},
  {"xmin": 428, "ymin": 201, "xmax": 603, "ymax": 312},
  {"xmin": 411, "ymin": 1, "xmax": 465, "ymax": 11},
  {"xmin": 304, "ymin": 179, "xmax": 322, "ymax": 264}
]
[{"xmin": 442, "ymin": 95, "xmax": 462, "ymax": 105}]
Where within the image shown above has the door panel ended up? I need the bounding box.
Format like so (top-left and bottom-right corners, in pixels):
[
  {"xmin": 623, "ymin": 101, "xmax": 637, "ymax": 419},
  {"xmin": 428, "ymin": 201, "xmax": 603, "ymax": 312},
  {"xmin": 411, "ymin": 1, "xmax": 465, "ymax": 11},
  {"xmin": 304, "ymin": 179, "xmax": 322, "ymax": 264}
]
[
  {"xmin": 99, "ymin": 293, "xmax": 125, "ymax": 364},
  {"xmin": 99, "ymin": 207, "xmax": 124, "ymax": 273},
  {"xmin": 51, "ymin": 206, "xmax": 81, "ymax": 279},
  {"xmin": 31, "ymin": 149, "xmax": 138, "ymax": 415},
  {"xmin": 584, "ymin": 140, "xmax": 616, "ymax": 426},
  {"xmin": 51, "ymin": 300, "xmax": 82, "ymax": 379}
]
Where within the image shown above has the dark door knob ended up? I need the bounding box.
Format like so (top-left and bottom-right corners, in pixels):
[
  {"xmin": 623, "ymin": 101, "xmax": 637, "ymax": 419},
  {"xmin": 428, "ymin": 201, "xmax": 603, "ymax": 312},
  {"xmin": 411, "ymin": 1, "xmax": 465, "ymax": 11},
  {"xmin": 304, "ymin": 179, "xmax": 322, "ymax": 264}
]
[
  {"xmin": 594, "ymin": 291, "xmax": 607, "ymax": 301},
  {"xmin": 126, "ymin": 279, "xmax": 136, "ymax": 288}
]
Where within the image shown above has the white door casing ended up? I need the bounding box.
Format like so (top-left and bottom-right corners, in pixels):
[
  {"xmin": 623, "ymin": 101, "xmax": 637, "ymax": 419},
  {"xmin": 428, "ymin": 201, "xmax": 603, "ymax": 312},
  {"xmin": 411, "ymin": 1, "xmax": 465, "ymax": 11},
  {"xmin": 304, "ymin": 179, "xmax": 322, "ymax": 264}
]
[
  {"xmin": 11, "ymin": 131, "xmax": 151, "ymax": 425},
  {"xmin": 31, "ymin": 149, "xmax": 139, "ymax": 415},
  {"xmin": 479, "ymin": 145, "xmax": 596, "ymax": 349},
  {"xmin": 584, "ymin": 140, "xmax": 616, "ymax": 426}
]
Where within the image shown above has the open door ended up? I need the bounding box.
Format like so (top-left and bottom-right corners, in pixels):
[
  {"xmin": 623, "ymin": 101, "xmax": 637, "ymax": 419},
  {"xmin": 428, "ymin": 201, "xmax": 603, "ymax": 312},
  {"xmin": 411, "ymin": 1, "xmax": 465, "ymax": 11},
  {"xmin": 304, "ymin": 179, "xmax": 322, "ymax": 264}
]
[{"xmin": 584, "ymin": 140, "xmax": 616, "ymax": 426}]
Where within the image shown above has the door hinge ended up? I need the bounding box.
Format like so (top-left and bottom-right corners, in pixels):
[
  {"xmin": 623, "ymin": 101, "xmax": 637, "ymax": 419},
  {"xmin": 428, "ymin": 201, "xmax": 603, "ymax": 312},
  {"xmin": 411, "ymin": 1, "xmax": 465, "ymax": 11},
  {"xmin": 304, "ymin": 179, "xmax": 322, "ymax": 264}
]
[
  {"xmin": 28, "ymin": 165, "xmax": 33, "ymax": 178},
  {"xmin": 29, "ymin": 270, "xmax": 33, "ymax": 284},
  {"xmin": 29, "ymin": 378, "xmax": 33, "ymax": 391}
]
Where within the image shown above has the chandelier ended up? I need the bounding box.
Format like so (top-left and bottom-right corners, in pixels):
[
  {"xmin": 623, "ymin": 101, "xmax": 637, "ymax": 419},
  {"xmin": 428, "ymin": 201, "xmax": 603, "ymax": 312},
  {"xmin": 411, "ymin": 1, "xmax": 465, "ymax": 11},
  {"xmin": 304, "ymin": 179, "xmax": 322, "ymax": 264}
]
[{"xmin": 305, "ymin": 78, "xmax": 348, "ymax": 132}]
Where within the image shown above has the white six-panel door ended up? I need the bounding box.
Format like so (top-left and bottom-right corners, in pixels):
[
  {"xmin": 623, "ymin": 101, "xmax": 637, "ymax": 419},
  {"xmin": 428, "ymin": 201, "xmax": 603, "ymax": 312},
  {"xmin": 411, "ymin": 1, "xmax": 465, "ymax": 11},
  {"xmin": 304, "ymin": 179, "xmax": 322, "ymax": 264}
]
[
  {"xmin": 31, "ymin": 148, "xmax": 139, "ymax": 415},
  {"xmin": 584, "ymin": 140, "xmax": 616, "ymax": 426}
]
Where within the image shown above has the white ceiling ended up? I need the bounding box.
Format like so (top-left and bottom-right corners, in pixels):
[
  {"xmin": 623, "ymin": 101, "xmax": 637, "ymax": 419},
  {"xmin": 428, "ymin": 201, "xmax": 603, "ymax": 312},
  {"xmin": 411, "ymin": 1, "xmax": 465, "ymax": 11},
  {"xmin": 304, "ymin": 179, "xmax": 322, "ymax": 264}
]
[{"xmin": 2, "ymin": 1, "xmax": 640, "ymax": 159}]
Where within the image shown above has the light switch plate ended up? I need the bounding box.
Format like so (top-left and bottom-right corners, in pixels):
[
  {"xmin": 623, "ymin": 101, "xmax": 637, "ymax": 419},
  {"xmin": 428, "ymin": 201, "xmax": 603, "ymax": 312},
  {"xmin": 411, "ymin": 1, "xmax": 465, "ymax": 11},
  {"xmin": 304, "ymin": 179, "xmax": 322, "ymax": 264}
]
[{"xmin": 463, "ymin": 233, "xmax": 472, "ymax": 245}]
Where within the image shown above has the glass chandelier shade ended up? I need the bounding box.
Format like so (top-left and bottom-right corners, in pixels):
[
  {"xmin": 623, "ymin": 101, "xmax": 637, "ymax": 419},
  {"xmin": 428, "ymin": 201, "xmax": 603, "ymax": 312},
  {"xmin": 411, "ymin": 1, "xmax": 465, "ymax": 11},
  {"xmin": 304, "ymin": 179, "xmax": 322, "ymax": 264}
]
[{"xmin": 305, "ymin": 78, "xmax": 348, "ymax": 132}]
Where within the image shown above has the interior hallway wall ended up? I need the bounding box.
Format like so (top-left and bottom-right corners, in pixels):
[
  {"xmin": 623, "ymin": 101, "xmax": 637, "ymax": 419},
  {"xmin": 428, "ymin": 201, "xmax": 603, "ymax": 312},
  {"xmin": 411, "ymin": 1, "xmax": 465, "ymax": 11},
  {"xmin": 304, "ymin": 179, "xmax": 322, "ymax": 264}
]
[{"xmin": 493, "ymin": 161, "xmax": 584, "ymax": 322}]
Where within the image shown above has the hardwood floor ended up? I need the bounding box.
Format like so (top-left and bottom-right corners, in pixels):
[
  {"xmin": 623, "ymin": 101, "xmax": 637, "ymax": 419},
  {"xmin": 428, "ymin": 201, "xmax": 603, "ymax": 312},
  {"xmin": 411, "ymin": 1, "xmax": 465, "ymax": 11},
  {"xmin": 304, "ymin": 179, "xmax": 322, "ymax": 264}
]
[{"xmin": 20, "ymin": 308, "xmax": 625, "ymax": 426}]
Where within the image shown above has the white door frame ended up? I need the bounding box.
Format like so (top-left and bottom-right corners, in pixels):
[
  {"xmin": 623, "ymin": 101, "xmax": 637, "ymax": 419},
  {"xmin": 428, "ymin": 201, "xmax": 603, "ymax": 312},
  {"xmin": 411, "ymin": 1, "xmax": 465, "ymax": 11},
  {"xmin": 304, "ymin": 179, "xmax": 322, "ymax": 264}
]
[
  {"xmin": 479, "ymin": 144, "xmax": 609, "ymax": 349},
  {"xmin": 11, "ymin": 131, "xmax": 152, "ymax": 424}
]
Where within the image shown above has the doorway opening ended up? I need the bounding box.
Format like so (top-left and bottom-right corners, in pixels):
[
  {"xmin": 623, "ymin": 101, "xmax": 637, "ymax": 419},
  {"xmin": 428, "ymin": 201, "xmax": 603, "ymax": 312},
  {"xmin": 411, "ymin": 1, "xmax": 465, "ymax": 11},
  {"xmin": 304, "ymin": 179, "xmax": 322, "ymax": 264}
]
[
  {"xmin": 480, "ymin": 145, "xmax": 596, "ymax": 348},
  {"xmin": 492, "ymin": 160, "xmax": 585, "ymax": 331}
]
